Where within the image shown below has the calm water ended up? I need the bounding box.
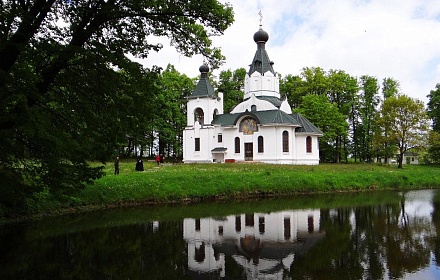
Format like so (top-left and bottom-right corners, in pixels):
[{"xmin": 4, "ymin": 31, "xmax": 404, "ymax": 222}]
[{"xmin": 2, "ymin": 189, "xmax": 440, "ymax": 279}]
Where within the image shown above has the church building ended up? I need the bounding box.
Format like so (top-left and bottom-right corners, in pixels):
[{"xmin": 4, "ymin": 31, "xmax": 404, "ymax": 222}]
[{"xmin": 182, "ymin": 24, "xmax": 322, "ymax": 165}]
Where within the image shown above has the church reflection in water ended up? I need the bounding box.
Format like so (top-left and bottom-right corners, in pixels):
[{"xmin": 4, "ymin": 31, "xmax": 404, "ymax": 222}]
[{"xmin": 183, "ymin": 209, "xmax": 325, "ymax": 278}]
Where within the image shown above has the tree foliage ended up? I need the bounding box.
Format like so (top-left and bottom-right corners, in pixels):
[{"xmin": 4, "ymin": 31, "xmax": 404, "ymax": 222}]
[
  {"xmin": 427, "ymin": 84, "xmax": 440, "ymax": 163},
  {"xmin": 295, "ymin": 94, "xmax": 347, "ymax": 162},
  {"xmin": 0, "ymin": 0, "xmax": 234, "ymax": 214},
  {"xmin": 153, "ymin": 64, "xmax": 194, "ymax": 157},
  {"xmin": 357, "ymin": 75, "xmax": 380, "ymax": 162},
  {"xmin": 218, "ymin": 68, "xmax": 246, "ymax": 113},
  {"xmin": 377, "ymin": 95, "xmax": 430, "ymax": 168}
]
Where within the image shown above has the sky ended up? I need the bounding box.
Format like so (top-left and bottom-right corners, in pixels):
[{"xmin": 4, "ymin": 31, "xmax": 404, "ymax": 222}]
[{"xmin": 139, "ymin": 0, "xmax": 440, "ymax": 104}]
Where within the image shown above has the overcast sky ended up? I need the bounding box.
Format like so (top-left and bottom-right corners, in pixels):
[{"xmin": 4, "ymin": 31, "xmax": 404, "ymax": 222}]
[{"xmin": 140, "ymin": 0, "xmax": 440, "ymax": 104}]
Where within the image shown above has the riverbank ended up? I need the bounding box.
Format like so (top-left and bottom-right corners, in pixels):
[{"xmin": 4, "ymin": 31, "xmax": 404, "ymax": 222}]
[{"xmin": 4, "ymin": 162, "xmax": 440, "ymax": 221}]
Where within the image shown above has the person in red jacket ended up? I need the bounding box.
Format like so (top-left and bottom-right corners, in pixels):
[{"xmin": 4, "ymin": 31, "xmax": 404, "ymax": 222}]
[{"xmin": 155, "ymin": 154, "xmax": 160, "ymax": 166}]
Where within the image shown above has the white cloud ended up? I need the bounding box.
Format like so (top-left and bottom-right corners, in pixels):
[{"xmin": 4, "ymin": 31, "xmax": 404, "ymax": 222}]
[{"xmin": 137, "ymin": 0, "xmax": 440, "ymax": 104}]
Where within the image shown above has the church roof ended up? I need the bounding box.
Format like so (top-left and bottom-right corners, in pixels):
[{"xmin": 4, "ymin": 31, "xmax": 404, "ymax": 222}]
[
  {"xmin": 212, "ymin": 110, "xmax": 323, "ymax": 135},
  {"xmin": 243, "ymin": 96, "xmax": 283, "ymax": 108},
  {"xmin": 212, "ymin": 110, "xmax": 300, "ymax": 127},
  {"xmin": 248, "ymin": 27, "xmax": 276, "ymax": 76},
  {"xmin": 187, "ymin": 64, "xmax": 217, "ymax": 99},
  {"xmin": 291, "ymin": 113, "xmax": 323, "ymax": 134}
]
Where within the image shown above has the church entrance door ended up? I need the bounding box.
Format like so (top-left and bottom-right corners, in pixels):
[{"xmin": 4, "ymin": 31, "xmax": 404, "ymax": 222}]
[{"xmin": 245, "ymin": 143, "xmax": 253, "ymax": 161}]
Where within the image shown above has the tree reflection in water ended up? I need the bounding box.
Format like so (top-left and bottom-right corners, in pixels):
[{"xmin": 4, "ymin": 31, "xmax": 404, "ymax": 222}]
[{"xmin": 1, "ymin": 190, "xmax": 440, "ymax": 279}]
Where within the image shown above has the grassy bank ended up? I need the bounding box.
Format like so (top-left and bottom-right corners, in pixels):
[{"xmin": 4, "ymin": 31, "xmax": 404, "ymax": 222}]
[
  {"xmin": 75, "ymin": 161, "xmax": 440, "ymax": 205},
  {"xmin": 10, "ymin": 161, "xmax": 440, "ymax": 219}
]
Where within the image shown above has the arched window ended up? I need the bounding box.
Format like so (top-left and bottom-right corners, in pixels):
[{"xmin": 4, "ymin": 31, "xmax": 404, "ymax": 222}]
[
  {"xmin": 282, "ymin": 131, "xmax": 289, "ymax": 153},
  {"xmin": 235, "ymin": 137, "xmax": 240, "ymax": 153},
  {"xmin": 194, "ymin": 108, "xmax": 204, "ymax": 124},
  {"xmin": 306, "ymin": 136, "xmax": 312, "ymax": 153},
  {"xmin": 258, "ymin": 136, "xmax": 264, "ymax": 153},
  {"xmin": 251, "ymin": 105, "xmax": 257, "ymax": 112},
  {"xmin": 213, "ymin": 108, "xmax": 218, "ymax": 119}
]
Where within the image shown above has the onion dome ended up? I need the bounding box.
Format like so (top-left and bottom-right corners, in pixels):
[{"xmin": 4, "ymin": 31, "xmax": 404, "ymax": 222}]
[
  {"xmin": 187, "ymin": 64, "xmax": 216, "ymax": 99},
  {"xmin": 253, "ymin": 28, "xmax": 269, "ymax": 43},
  {"xmin": 199, "ymin": 64, "xmax": 209, "ymax": 74}
]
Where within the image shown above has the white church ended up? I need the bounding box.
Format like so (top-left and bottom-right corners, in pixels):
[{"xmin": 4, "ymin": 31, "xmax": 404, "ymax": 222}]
[{"xmin": 183, "ymin": 24, "xmax": 322, "ymax": 165}]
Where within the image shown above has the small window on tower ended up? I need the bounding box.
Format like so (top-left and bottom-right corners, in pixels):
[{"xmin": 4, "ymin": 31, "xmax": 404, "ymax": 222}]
[
  {"xmin": 195, "ymin": 138, "xmax": 200, "ymax": 151},
  {"xmin": 251, "ymin": 105, "xmax": 256, "ymax": 112},
  {"xmin": 218, "ymin": 134, "xmax": 222, "ymax": 143},
  {"xmin": 255, "ymin": 61, "xmax": 262, "ymax": 68}
]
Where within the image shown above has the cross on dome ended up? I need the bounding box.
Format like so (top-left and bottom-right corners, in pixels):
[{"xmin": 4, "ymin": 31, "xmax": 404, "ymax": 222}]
[{"xmin": 259, "ymin": 10, "xmax": 263, "ymax": 28}]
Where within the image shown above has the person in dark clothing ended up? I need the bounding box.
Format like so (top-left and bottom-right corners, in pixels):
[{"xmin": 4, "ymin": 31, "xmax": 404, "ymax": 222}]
[
  {"xmin": 135, "ymin": 158, "xmax": 144, "ymax": 171},
  {"xmin": 160, "ymin": 154, "xmax": 165, "ymax": 165},
  {"xmin": 114, "ymin": 156, "xmax": 120, "ymax": 175}
]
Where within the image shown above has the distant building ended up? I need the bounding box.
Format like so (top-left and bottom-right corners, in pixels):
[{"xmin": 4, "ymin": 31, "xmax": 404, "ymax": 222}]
[{"xmin": 183, "ymin": 24, "xmax": 323, "ymax": 164}]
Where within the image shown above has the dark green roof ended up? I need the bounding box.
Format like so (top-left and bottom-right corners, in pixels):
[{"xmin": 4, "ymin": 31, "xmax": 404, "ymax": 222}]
[
  {"xmin": 211, "ymin": 147, "xmax": 227, "ymax": 153},
  {"xmin": 212, "ymin": 110, "xmax": 300, "ymax": 126},
  {"xmin": 248, "ymin": 44, "xmax": 275, "ymax": 76},
  {"xmin": 243, "ymin": 96, "xmax": 283, "ymax": 108},
  {"xmin": 187, "ymin": 76, "xmax": 216, "ymax": 99},
  {"xmin": 291, "ymin": 113, "xmax": 323, "ymax": 134},
  {"xmin": 212, "ymin": 110, "xmax": 323, "ymax": 135}
]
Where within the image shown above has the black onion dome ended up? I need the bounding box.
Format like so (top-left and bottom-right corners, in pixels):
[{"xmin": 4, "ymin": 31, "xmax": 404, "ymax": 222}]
[
  {"xmin": 187, "ymin": 64, "xmax": 216, "ymax": 99},
  {"xmin": 248, "ymin": 27, "xmax": 275, "ymax": 76},
  {"xmin": 253, "ymin": 28, "xmax": 269, "ymax": 43},
  {"xmin": 199, "ymin": 64, "xmax": 209, "ymax": 73}
]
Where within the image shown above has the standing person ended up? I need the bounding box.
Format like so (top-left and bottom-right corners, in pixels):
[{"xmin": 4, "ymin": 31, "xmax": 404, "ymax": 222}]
[
  {"xmin": 135, "ymin": 158, "xmax": 144, "ymax": 171},
  {"xmin": 160, "ymin": 154, "xmax": 165, "ymax": 166},
  {"xmin": 114, "ymin": 156, "xmax": 120, "ymax": 175},
  {"xmin": 155, "ymin": 154, "xmax": 160, "ymax": 166}
]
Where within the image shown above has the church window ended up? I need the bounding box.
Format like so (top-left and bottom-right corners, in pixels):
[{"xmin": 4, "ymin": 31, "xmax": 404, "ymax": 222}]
[
  {"xmin": 235, "ymin": 216, "xmax": 241, "ymax": 233},
  {"xmin": 254, "ymin": 60, "xmax": 262, "ymax": 69},
  {"xmin": 251, "ymin": 105, "xmax": 257, "ymax": 112},
  {"xmin": 194, "ymin": 242, "xmax": 205, "ymax": 263},
  {"xmin": 195, "ymin": 219, "xmax": 201, "ymax": 231},
  {"xmin": 259, "ymin": 216, "xmax": 265, "ymax": 234},
  {"xmin": 284, "ymin": 217, "xmax": 291, "ymax": 240},
  {"xmin": 258, "ymin": 136, "xmax": 264, "ymax": 153},
  {"xmin": 194, "ymin": 108, "xmax": 204, "ymax": 124},
  {"xmin": 218, "ymin": 134, "xmax": 222, "ymax": 143},
  {"xmin": 245, "ymin": 214, "xmax": 254, "ymax": 227},
  {"xmin": 235, "ymin": 137, "xmax": 240, "ymax": 153},
  {"xmin": 306, "ymin": 136, "xmax": 312, "ymax": 153},
  {"xmin": 213, "ymin": 109, "xmax": 218, "ymax": 119},
  {"xmin": 195, "ymin": 138, "xmax": 200, "ymax": 151},
  {"xmin": 282, "ymin": 131, "xmax": 289, "ymax": 152}
]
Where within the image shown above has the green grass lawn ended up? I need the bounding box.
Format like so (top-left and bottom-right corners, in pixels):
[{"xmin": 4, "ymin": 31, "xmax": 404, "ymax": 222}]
[
  {"xmin": 72, "ymin": 160, "xmax": 440, "ymax": 208},
  {"xmin": 4, "ymin": 160, "xmax": 438, "ymax": 220}
]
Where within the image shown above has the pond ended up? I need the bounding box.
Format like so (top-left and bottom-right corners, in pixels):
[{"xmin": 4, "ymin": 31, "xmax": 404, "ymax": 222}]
[{"xmin": 1, "ymin": 189, "xmax": 440, "ymax": 279}]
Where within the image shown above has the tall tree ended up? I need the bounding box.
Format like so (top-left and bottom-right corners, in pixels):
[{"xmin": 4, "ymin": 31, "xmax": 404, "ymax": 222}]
[
  {"xmin": 382, "ymin": 77, "xmax": 400, "ymax": 100},
  {"xmin": 358, "ymin": 76, "xmax": 380, "ymax": 162},
  {"xmin": 300, "ymin": 67, "xmax": 328, "ymax": 96},
  {"xmin": 427, "ymin": 84, "xmax": 440, "ymax": 163},
  {"xmin": 279, "ymin": 74, "xmax": 303, "ymax": 108},
  {"xmin": 327, "ymin": 70, "xmax": 358, "ymax": 163},
  {"xmin": 154, "ymin": 64, "xmax": 194, "ymax": 157},
  {"xmin": 377, "ymin": 95, "xmax": 430, "ymax": 168},
  {"xmin": 0, "ymin": 0, "xmax": 234, "ymax": 213},
  {"xmin": 218, "ymin": 68, "xmax": 246, "ymax": 113},
  {"xmin": 295, "ymin": 94, "xmax": 347, "ymax": 162}
]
